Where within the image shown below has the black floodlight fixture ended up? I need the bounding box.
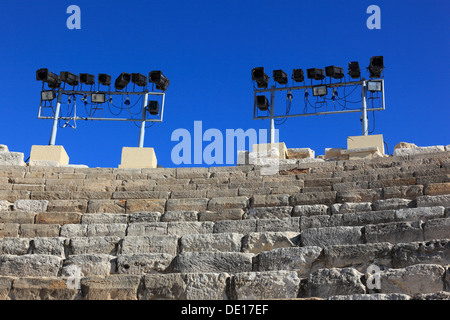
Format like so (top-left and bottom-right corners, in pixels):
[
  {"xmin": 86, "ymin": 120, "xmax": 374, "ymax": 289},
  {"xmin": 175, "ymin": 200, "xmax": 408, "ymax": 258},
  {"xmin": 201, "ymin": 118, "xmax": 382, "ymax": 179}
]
[
  {"xmin": 149, "ymin": 71, "xmax": 170, "ymax": 91},
  {"xmin": 36, "ymin": 68, "xmax": 61, "ymax": 88},
  {"xmin": 147, "ymin": 100, "xmax": 160, "ymax": 115},
  {"xmin": 114, "ymin": 72, "xmax": 131, "ymax": 90},
  {"xmin": 256, "ymin": 95, "xmax": 269, "ymax": 111},
  {"xmin": 131, "ymin": 73, "xmax": 148, "ymax": 87},
  {"xmin": 306, "ymin": 68, "xmax": 325, "ymax": 81},
  {"xmin": 325, "ymin": 66, "xmax": 344, "ymax": 79},
  {"xmin": 367, "ymin": 81, "xmax": 382, "ymax": 92},
  {"xmin": 368, "ymin": 56, "xmax": 384, "ymax": 78},
  {"xmin": 60, "ymin": 71, "xmax": 79, "ymax": 87},
  {"xmin": 41, "ymin": 90, "xmax": 56, "ymax": 101},
  {"xmin": 80, "ymin": 73, "xmax": 95, "ymax": 86},
  {"xmin": 91, "ymin": 93, "xmax": 106, "ymax": 103},
  {"xmin": 273, "ymin": 69, "xmax": 288, "ymax": 85},
  {"xmin": 348, "ymin": 62, "xmax": 361, "ymax": 79},
  {"xmin": 251, "ymin": 67, "xmax": 269, "ymax": 88},
  {"xmin": 98, "ymin": 74, "xmax": 112, "ymax": 86},
  {"xmin": 292, "ymin": 69, "xmax": 304, "ymax": 83},
  {"xmin": 312, "ymin": 85, "xmax": 327, "ymax": 97}
]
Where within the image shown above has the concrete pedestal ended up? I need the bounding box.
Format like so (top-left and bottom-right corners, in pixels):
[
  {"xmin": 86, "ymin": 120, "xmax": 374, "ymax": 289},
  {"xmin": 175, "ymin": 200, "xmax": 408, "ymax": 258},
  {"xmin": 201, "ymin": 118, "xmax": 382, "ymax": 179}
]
[{"xmin": 119, "ymin": 147, "xmax": 157, "ymax": 169}]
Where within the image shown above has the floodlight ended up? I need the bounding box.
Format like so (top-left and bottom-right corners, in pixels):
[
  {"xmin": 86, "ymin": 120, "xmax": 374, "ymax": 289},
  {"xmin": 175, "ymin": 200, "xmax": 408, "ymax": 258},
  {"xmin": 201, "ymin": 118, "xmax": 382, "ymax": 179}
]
[
  {"xmin": 325, "ymin": 66, "xmax": 344, "ymax": 79},
  {"xmin": 251, "ymin": 67, "xmax": 269, "ymax": 88},
  {"xmin": 41, "ymin": 90, "xmax": 56, "ymax": 101},
  {"xmin": 36, "ymin": 68, "xmax": 61, "ymax": 88},
  {"xmin": 149, "ymin": 71, "xmax": 170, "ymax": 91},
  {"xmin": 60, "ymin": 71, "xmax": 79, "ymax": 86},
  {"xmin": 256, "ymin": 95, "xmax": 269, "ymax": 111},
  {"xmin": 114, "ymin": 72, "xmax": 131, "ymax": 90},
  {"xmin": 348, "ymin": 62, "xmax": 361, "ymax": 79},
  {"xmin": 292, "ymin": 69, "xmax": 304, "ymax": 82},
  {"xmin": 306, "ymin": 68, "xmax": 325, "ymax": 81},
  {"xmin": 98, "ymin": 74, "xmax": 111, "ymax": 86},
  {"xmin": 368, "ymin": 56, "xmax": 384, "ymax": 78},
  {"xmin": 91, "ymin": 93, "xmax": 106, "ymax": 103},
  {"xmin": 147, "ymin": 100, "xmax": 160, "ymax": 115},
  {"xmin": 273, "ymin": 70, "xmax": 288, "ymax": 85},
  {"xmin": 80, "ymin": 73, "xmax": 95, "ymax": 85},
  {"xmin": 131, "ymin": 73, "xmax": 148, "ymax": 87},
  {"xmin": 367, "ymin": 81, "xmax": 382, "ymax": 92},
  {"xmin": 312, "ymin": 85, "xmax": 327, "ymax": 97}
]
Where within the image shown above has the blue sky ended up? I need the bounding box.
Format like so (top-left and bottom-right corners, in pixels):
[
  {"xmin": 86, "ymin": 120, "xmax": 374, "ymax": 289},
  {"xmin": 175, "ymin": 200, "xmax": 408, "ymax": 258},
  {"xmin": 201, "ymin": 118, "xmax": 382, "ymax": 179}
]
[{"xmin": 0, "ymin": 0, "xmax": 449, "ymax": 168}]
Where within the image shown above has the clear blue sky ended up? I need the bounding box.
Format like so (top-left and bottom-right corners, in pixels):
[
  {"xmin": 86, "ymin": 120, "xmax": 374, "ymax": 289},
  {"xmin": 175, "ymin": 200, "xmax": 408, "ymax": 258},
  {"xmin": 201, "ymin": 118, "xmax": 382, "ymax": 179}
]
[{"xmin": 0, "ymin": 0, "xmax": 449, "ymax": 168}]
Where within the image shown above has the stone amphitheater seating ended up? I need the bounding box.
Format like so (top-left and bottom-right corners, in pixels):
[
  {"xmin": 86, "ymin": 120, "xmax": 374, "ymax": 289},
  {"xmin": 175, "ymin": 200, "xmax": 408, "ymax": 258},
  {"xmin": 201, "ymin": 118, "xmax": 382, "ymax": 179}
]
[{"xmin": 0, "ymin": 150, "xmax": 449, "ymax": 300}]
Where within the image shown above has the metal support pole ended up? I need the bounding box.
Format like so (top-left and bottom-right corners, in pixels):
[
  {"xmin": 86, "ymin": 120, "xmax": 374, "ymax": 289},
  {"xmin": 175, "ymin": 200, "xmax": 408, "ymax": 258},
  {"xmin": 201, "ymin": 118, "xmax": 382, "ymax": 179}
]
[
  {"xmin": 269, "ymin": 86, "xmax": 275, "ymax": 144},
  {"xmin": 138, "ymin": 93, "xmax": 149, "ymax": 148},
  {"xmin": 361, "ymin": 81, "xmax": 369, "ymax": 136},
  {"xmin": 49, "ymin": 88, "xmax": 62, "ymax": 145}
]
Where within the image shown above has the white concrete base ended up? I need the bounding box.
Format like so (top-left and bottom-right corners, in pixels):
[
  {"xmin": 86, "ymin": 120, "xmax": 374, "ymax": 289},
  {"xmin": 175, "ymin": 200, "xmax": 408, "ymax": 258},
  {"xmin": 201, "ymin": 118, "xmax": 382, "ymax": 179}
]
[
  {"xmin": 252, "ymin": 143, "xmax": 288, "ymax": 160},
  {"xmin": 29, "ymin": 145, "xmax": 69, "ymax": 166},
  {"xmin": 347, "ymin": 134, "xmax": 385, "ymax": 155},
  {"xmin": 119, "ymin": 147, "xmax": 157, "ymax": 169}
]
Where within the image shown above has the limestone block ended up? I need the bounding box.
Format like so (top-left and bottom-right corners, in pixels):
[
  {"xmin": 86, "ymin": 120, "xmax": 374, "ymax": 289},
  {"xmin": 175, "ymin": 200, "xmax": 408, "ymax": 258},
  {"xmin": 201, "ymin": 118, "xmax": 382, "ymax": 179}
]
[
  {"xmin": 207, "ymin": 196, "xmax": 249, "ymax": 211},
  {"xmin": 60, "ymin": 223, "xmax": 127, "ymax": 238},
  {"xmin": 341, "ymin": 210, "xmax": 396, "ymax": 226},
  {"xmin": 0, "ymin": 152, "xmax": 25, "ymax": 166},
  {"xmin": 252, "ymin": 142, "xmax": 288, "ymax": 160},
  {"xmin": 179, "ymin": 233, "xmax": 242, "ymax": 253},
  {"xmin": 0, "ymin": 200, "xmax": 11, "ymax": 211},
  {"xmin": 393, "ymin": 145, "xmax": 445, "ymax": 157},
  {"xmin": 29, "ymin": 145, "xmax": 69, "ymax": 165},
  {"xmin": 0, "ymin": 277, "xmax": 13, "ymax": 300},
  {"xmin": 213, "ymin": 219, "xmax": 257, "ymax": 234},
  {"xmin": 28, "ymin": 160, "xmax": 59, "ymax": 167},
  {"xmin": 323, "ymin": 243, "xmax": 394, "ymax": 272},
  {"xmin": 306, "ymin": 268, "xmax": 366, "ymax": 298},
  {"xmin": 331, "ymin": 202, "xmax": 372, "ymax": 214},
  {"xmin": 413, "ymin": 291, "xmax": 450, "ymax": 300},
  {"xmin": 365, "ymin": 221, "xmax": 424, "ymax": 244},
  {"xmin": 423, "ymin": 218, "xmax": 450, "ymax": 240},
  {"xmin": 300, "ymin": 215, "xmax": 343, "ymax": 230},
  {"xmin": 424, "ymin": 183, "xmax": 450, "ymax": 196},
  {"xmin": 166, "ymin": 198, "xmax": 208, "ymax": 212},
  {"xmin": 69, "ymin": 236, "xmax": 121, "ymax": 255},
  {"xmin": 347, "ymin": 134, "xmax": 385, "ymax": 154},
  {"xmin": 167, "ymin": 221, "xmax": 214, "ymax": 236},
  {"xmin": 254, "ymin": 246, "xmax": 322, "ymax": 275},
  {"xmin": 325, "ymin": 148, "xmax": 345, "ymax": 160},
  {"xmin": 0, "ymin": 223, "xmax": 19, "ymax": 237},
  {"xmin": 301, "ymin": 226, "xmax": 364, "ymax": 247},
  {"xmin": 119, "ymin": 147, "xmax": 157, "ymax": 169},
  {"xmin": 120, "ymin": 235, "xmax": 179, "ymax": 255},
  {"xmin": 81, "ymin": 275, "xmax": 142, "ymax": 300},
  {"xmin": 329, "ymin": 293, "xmax": 411, "ymax": 300},
  {"xmin": 81, "ymin": 213, "xmax": 128, "ymax": 224},
  {"xmin": 237, "ymin": 150, "xmax": 249, "ymax": 165},
  {"xmin": 416, "ymin": 195, "xmax": 450, "ymax": 208},
  {"xmin": 87, "ymin": 200, "xmax": 127, "ymax": 214},
  {"xmin": 290, "ymin": 191, "xmax": 337, "ymax": 206},
  {"xmin": 241, "ymin": 232, "xmax": 299, "ymax": 254},
  {"xmin": 168, "ymin": 252, "xmax": 254, "ymax": 273},
  {"xmin": 128, "ymin": 212, "xmax": 161, "ymax": 223},
  {"xmin": 248, "ymin": 206, "xmax": 292, "ymax": 219},
  {"xmin": 0, "ymin": 211, "xmax": 35, "ymax": 224},
  {"xmin": 0, "ymin": 238, "xmax": 30, "ymax": 255},
  {"xmin": 0, "ymin": 254, "xmax": 62, "ymax": 277},
  {"xmin": 117, "ymin": 253, "xmax": 174, "ymax": 274},
  {"xmin": 394, "ymin": 142, "xmax": 418, "ymax": 150},
  {"xmin": 293, "ymin": 204, "xmax": 329, "ymax": 217},
  {"xmin": 19, "ymin": 224, "xmax": 60, "ymax": 238},
  {"xmin": 198, "ymin": 209, "xmax": 244, "ymax": 222},
  {"xmin": 36, "ymin": 212, "xmax": 82, "ymax": 225},
  {"xmin": 256, "ymin": 217, "xmax": 300, "ymax": 232},
  {"xmin": 0, "ymin": 190, "xmax": 31, "ymax": 202},
  {"xmin": 0, "ymin": 145, "xmax": 8, "ymax": 152},
  {"xmin": 11, "ymin": 277, "xmax": 78, "ymax": 300},
  {"xmin": 372, "ymin": 198, "xmax": 414, "ymax": 211},
  {"xmin": 287, "ymin": 148, "xmax": 315, "ymax": 159},
  {"xmin": 31, "ymin": 237, "xmax": 67, "ymax": 258},
  {"xmin": 251, "ymin": 194, "xmax": 290, "ymax": 208},
  {"xmin": 379, "ymin": 264, "xmax": 445, "ymax": 295},
  {"xmin": 176, "ymin": 167, "xmax": 209, "ymax": 179},
  {"xmin": 336, "ymin": 189, "xmax": 383, "ymax": 203},
  {"xmin": 395, "ymin": 206, "xmax": 445, "ymax": 222},
  {"xmin": 62, "ymin": 254, "xmax": 116, "ymax": 276},
  {"xmin": 230, "ymin": 271, "xmax": 300, "ymax": 300},
  {"xmin": 126, "ymin": 222, "xmax": 167, "ymax": 236},
  {"xmin": 392, "ymin": 239, "xmax": 450, "ymax": 268},
  {"xmin": 47, "ymin": 200, "xmax": 88, "ymax": 213}
]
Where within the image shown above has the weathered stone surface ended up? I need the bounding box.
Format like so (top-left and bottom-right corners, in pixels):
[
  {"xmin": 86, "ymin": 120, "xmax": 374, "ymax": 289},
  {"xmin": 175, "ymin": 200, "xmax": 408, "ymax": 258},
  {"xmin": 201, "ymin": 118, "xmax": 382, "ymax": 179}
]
[
  {"xmin": 179, "ymin": 233, "xmax": 243, "ymax": 253},
  {"xmin": 392, "ymin": 239, "xmax": 450, "ymax": 268},
  {"xmin": 213, "ymin": 219, "xmax": 257, "ymax": 234},
  {"xmin": 336, "ymin": 189, "xmax": 383, "ymax": 203},
  {"xmin": 128, "ymin": 212, "xmax": 161, "ymax": 223},
  {"xmin": 207, "ymin": 196, "xmax": 248, "ymax": 211},
  {"xmin": 0, "ymin": 223, "xmax": 19, "ymax": 237},
  {"xmin": 117, "ymin": 253, "xmax": 174, "ymax": 274},
  {"xmin": 393, "ymin": 145, "xmax": 445, "ymax": 157},
  {"xmin": 241, "ymin": 232, "xmax": 299, "ymax": 254},
  {"xmin": 305, "ymin": 268, "xmax": 365, "ymax": 298},
  {"xmin": 126, "ymin": 199, "xmax": 166, "ymax": 214},
  {"xmin": 413, "ymin": 291, "xmax": 450, "ymax": 300},
  {"xmin": 60, "ymin": 223, "xmax": 127, "ymax": 238},
  {"xmin": 248, "ymin": 206, "xmax": 292, "ymax": 219},
  {"xmin": 331, "ymin": 202, "xmax": 372, "ymax": 214},
  {"xmin": 20, "ymin": 224, "xmax": 60, "ymax": 238},
  {"xmin": 87, "ymin": 200, "xmax": 127, "ymax": 214},
  {"xmin": 13, "ymin": 199, "xmax": 48, "ymax": 212},
  {"xmin": 47, "ymin": 200, "xmax": 88, "ymax": 213},
  {"xmin": 230, "ymin": 271, "xmax": 300, "ymax": 300},
  {"xmin": 423, "ymin": 218, "xmax": 450, "ymax": 240},
  {"xmin": 166, "ymin": 198, "xmax": 208, "ymax": 212},
  {"xmin": 11, "ymin": 277, "xmax": 78, "ymax": 300},
  {"xmin": 167, "ymin": 221, "xmax": 214, "ymax": 236},
  {"xmin": 126, "ymin": 222, "xmax": 167, "ymax": 236},
  {"xmin": 290, "ymin": 192, "xmax": 337, "ymax": 206},
  {"xmin": 287, "ymin": 148, "xmax": 315, "ymax": 159},
  {"xmin": 0, "ymin": 201, "xmax": 11, "ymax": 211},
  {"xmin": 378, "ymin": 264, "xmax": 445, "ymax": 295},
  {"xmin": 144, "ymin": 273, "xmax": 229, "ymax": 300},
  {"xmin": 328, "ymin": 293, "xmax": 411, "ymax": 300},
  {"xmin": 300, "ymin": 215, "xmax": 343, "ymax": 230},
  {"xmin": 254, "ymin": 246, "xmax": 322, "ymax": 275},
  {"xmin": 198, "ymin": 209, "xmax": 244, "ymax": 222},
  {"xmin": 0, "ymin": 145, "xmax": 8, "ymax": 152},
  {"xmin": 0, "ymin": 276, "xmax": 13, "ymax": 299},
  {"xmin": 341, "ymin": 210, "xmax": 396, "ymax": 226},
  {"xmin": 69, "ymin": 236, "xmax": 120, "ymax": 255},
  {"xmin": 81, "ymin": 275, "xmax": 142, "ymax": 300},
  {"xmin": 120, "ymin": 235, "xmax": 179, "ymax": 256},
  {"xmin": 81, "ymin": 213, "xmax": 128, "ymax": 224},
  {"xmin": 424, "ymin": 183, "xmax": 450, "ymax": 196},
  {"xmin": 31, "ymin": 237, "xmax": 67, "ymax": 258},
  {"xmin": 372, "ymin": 198, "xmax": 414, "ymax": 211},
  {"xmin": 168, "ymin": 252, "xmax": 253, "ymax": 273},
  {"xmin": 0, "ymin": 152, "xmax": 25, "ymax": 166},
  {"xmin": 293, "ymin": 204, "xmax": 329, "ymax": 217},
  {"xmin": 416, "ymin": 195, "xmax": 450, "ymax": 208},
  {"xmin": 256, "ymin": 217, "xmax": 300, "ymax": 233},
  {"xmin": 35, "ymin": 212, "xmax": 82, "ymax": 225},
  {"xmin": 301, "ymin": 226, "xmax": 363, "ymax": 247},
  {"xmin": 365, "ymin": 221, "xmax": 424, "ymax": 244},
  {"xmin": 0, "ymin": 190, "xmax": 30, "ymax": 202},
  {"xmin": 0, "ymin": 211, "xmax": 35, "ymax": 224},
  {"xmin": 324, "ymin": 243, "xmax": 394, "ymax": 272},
  {"xmin": 0, "ymin": 254, "xmax": 62, "ymax": 277},
  {"xmin": 383, "ymin": 185, "xmax": 423, "ymax": 200},
  {"xmin": 161, "ymin": 211, "xmax": 198, "ymax": 222},
  {"xmin": 251, "ymin": 194, "xmax": 290, "ymax": 208},
  {"xmin": 62, "ymin": 254, "xmax": 115, "ymax": 276},
  {"xmin": 395, "ymin": 207, "xmax": 445, "ymax": 222},
  {"xmin": 0, "ymin": 238, "xmax": 30, "ymax": 255}
]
